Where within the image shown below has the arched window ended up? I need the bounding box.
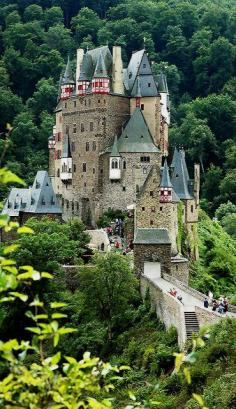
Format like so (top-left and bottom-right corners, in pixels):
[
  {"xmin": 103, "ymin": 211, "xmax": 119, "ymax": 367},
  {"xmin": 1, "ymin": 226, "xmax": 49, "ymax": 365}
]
[{"xmin": 111, "ymin": 159, "xmax": 118, "ymax": 169}]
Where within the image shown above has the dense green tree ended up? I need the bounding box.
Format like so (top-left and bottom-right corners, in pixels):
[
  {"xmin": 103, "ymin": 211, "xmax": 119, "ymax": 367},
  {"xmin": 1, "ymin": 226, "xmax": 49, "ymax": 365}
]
[
  {"xmin": 44, "ymin": 23, "xmax": 73, "ymax": 54},
  {"xmin": 221, "ymin": 213, "xmax": 236, "ymax": 239},
  {"xmin": 80, "ymin": 252, "xmax": 138, "ymax": 341},
  {"xmin": 23, "ymin": 4, "xmax": 43, "ymax": 22},
  {"xmin": 44, "ymin": 6, "xmax": 63, "ymax": 28},
  {"xmin": 0, "ymin": 87, "xmax": 23, "ymax": 130},
  {"xmin": 27, "ymin": 77, "xmax": 57, "ymax": 117},
  {"xmin": 71, "ymin": 7, "xmax": 102, "ymax": 46},
  {"xmin": 220, "ymin": 169, "xmax": 236, "ymax": 202},
  {"xmin": 215, "ymin": 201, "xmax": 236, "ymax": 221}
]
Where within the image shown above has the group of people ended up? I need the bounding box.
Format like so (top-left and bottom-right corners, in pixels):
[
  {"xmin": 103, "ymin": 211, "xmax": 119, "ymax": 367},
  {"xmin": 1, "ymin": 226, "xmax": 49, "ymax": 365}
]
[
  {"xmin": 204, "ymin": 294, "xmax": 229, "ymax": 314},
  {"xmin": 169, "ymin": 288, "xmax": 184, "ymax": 304}
]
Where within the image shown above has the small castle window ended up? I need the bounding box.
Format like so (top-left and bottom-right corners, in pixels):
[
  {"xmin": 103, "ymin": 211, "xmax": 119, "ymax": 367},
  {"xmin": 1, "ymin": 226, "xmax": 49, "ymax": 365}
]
[
  {"xmin": 81, "ymin": 123, "xmax": 84, "ymax": 132},
  {"xmin": 62, "ymin": 198, "xmax": 64, "ymax": 207},
  {"xmin": 72, "ymin": 142, "xmax": 75, "ymax": 151},
  {"xmin": 76, "ymin": 202, "xmax": 79, "ymax": 210},
  {"xmin": 176, "ymin": 265, "xmax": 179, "ymax": 271},
  {"xmin": 148, "ymin": 83, "xmax": 151, "ymax": 87},
  {"xmin": 111, "ymin": 159, "xmax": 118, "ymax": 169},
  {"xmin": 168, "ymin": 190, "xmax": 171, "ymax": 195},
  {"xmin": 176, "ymin": 174, "xmax": 179, "ymax": 178},
  {"xmin": 150, "ymin": 220, "xmax": 154, "ymax": 226},
  {"xmin": 125, "ymin": 135, "xmax": 128, "ymax": 139},
  {"xmin": 136, "ymin": 185, "xmax": 139, "ymax": 193},
  {"xmin": 86, "ymin": 142, "xmax": 89, "ymax": 151},
  {"xmin": 123, "ymin": 161, "xmax": 126, "ymax": 170},
  {"xmin": 93, "ymin": 168, "xmax": 95, "ymax": 174},
  {"xmin": 65, "ymin": 102, "xmax": 67, "ymax": 108},
  {"xmin": 129, "ymin": 72, "xmax": 132, "ymax": 79},
  {"xmin": 73, "ymin": 164, "xmax": 76, "ymax": 172},
  {"xmin": 74, "ymin": 101, "xmax": 76, "ymax": 108},
  {"xmin": 191, "ymin": 205, "xmax": 194, "ymax": 213},
  {"xmin": 66, "ymin": 200, "xmax": 69, "ymax": 209},
  {"xmin": 142, "ymin": 207, "xmax": 145, "ymax": 211},
  {"xmin": 141, "ymin": 104, "xmax": 144, "ymax": 110},
  {"xmin": 150, "ymin": 191, "xmax": 154, "ymax": 197},
  {"xmin": 84, "ymin": 182, "xmax": 86, "ymax": 187},
  {"xmin": 58, "ymin": 132, "xmax": 61, "ymax": 141},
  {"xmin": 73, "ymin": 124, "xmax": 76, "ymax": 133},
  {"xmin": 57, "ymin": 169, "xmax": 60, "ymax": 177},
  {"xmin": 72, "ymin": 202, "xmax": 74, "ymax": 211},
  {"xmin": 92, "ymin": 141, "xmax": 96, "ymax": 151},
  {"xmin": 123, "ymin": 186, "xmax": 126, "ymax": 191},
  {"xmin": 82, "ymin": 163, "xmax": 87, "ymax": 172},
  {"xmin": 90, "ymin": 122, "xmax": 93, "ymax": 131},
  {"xmin": 141, "ymin": 135, "xmax": 143, "ymax": 138},
  {"xmin": 160, "ymin": 206, "xmax": 163, "ymax": 211},
  {"xmin": 89, "ymin": 99, "xmax": 91, "ymax": 106},
  {"xmin": 85, "ymin": 99, "xmax": 87, "ymax": 106},
  {"xmin": 98, "ymin": 99, "xmax": 100, "ymax": 103},
  {"xmin": 66, "ymin": 125, "xmax": 69, "ymax": 134}
]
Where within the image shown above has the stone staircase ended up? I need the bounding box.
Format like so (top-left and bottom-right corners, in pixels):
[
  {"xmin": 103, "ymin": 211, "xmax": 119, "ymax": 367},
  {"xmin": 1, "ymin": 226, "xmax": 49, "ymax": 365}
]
[{"xmin": 184, "ymin": 311, "xmax": 199, "ymax": 338}]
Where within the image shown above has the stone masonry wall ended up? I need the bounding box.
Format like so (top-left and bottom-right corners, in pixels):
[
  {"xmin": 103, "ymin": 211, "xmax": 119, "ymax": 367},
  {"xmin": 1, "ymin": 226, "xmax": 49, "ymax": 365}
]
[
  {"xmin": 140, "ymin": 275, "xmax": 186, "ymax": 348},
  {"xmin": 134, "ymin": 243, "xmax": 171, "ymax": 277},
  {"xmin": 102, "ymin": 152, "xmax": 161, "ymax": 213},
  {"xmin": 170, "ymin": 260, "xmax": 189, "ymax": 284}
]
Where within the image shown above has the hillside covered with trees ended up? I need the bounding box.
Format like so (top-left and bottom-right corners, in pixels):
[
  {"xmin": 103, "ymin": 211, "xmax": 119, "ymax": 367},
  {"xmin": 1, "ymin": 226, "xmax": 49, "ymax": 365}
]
[{"xmin": 0, "ymin": 0, "xmax": 236, "ymax": 215}]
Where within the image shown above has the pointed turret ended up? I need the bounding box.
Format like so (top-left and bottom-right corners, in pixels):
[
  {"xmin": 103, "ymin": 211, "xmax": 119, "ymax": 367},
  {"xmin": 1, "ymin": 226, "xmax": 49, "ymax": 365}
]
[
  {"xmin": 160, "ymin": 159, "xmax": 172, "ymax": 202},
  {"xmin": 171, "ymin": 148, "xmax": 192, "ymax": 199},
  {"xmin": 60, "ymin": 56, "xmax": 75, "ymax": 100},
  {"xmin": 109, "ymin": 135, "xmax": 121, "ymax": 180},
  {"xmin": 61, "ymin": 135, "xmax": 72, "ymax": 183},
  {"xmin": 77, "ymin": 53, "xmax": 93, "ymax": 95},
  {"xmin": 92, "ymin": 51, "xmax": 110, "ymax": 94}
]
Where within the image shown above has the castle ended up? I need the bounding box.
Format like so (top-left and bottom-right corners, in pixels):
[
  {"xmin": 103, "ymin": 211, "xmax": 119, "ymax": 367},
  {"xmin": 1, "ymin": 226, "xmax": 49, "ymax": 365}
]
[{"xmin": 48, "ymin": 45, "xmax": 199, "ymax": 273}]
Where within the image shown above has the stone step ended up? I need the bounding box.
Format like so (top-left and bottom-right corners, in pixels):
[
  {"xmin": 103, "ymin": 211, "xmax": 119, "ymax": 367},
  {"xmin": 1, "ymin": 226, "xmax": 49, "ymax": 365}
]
[{"xmin": 184, "ymin": 311, "xmax": 199, "ymax": 338}]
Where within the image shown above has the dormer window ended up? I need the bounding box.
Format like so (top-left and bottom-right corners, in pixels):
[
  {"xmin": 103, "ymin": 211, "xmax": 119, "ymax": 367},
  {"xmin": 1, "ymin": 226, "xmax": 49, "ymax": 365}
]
[
  {"xmin": 129, "ymin": 72, "xmax": 132, "ymax": 79},
  {"xmin": 31, "ymin": 197, "xmax": 35, "ymax": 205},
  {"xmin": 141, "ymin": 135, "xmax": 143, "ymax": 138},
  {"xmin": 148, "ymin": 83, "xmax": 151, "ymax": 87},
  {"xmin": 7, "ymin": 201, "xmax": 11, "ymax": 208},
  {"xmin": 125, "ymin": 135, "xmax": 128, "ymax": 138},
  {"xmin": 51, "ymin": 197, "xmax": 55, "ymax": 205},
  {"xmin": 42, "ymin": 198, "xmax": 45, "ymax": 205},
  {"xmin": 36, "ymin": 181, "xmax": 40, "ymax": 189}
]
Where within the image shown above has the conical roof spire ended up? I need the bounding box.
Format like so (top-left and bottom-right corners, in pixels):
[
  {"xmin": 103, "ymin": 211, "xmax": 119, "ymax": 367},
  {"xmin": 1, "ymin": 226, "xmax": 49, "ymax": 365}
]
[
  {"xmin": 171, "ymin": 146, "xmax": 179, "ymax": 169},
  {"xmin": 160, "ymin": 159, "xmax": 172, "ymax": 188},
  {"xmin": 110, "ymin": 135, "xmax": 120, "ymax": 157},
  {"xmin": 93, "ymin": 51, "xmax": 109, "ymax": 78},
  {"xmin": 79, "ymin": 53, "xmax": 93, "ymax": 81},
  {"xmin": 61, "ymin": 56, "xmax": 75, "ymax": 85}
]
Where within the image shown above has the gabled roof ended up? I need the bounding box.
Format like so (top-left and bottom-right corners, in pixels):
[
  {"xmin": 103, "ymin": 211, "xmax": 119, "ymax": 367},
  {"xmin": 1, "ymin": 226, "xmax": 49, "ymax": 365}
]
[
  {"xmin": 2, "ymin": 171, "xmax": 62, "ymax": 217},
  {"xmin": 160, "ymin": 159, "xmax": 172, "ymax": 188},
  {"xmin": 110, "ymin": 135, "xmax": 120, "ymax": 157},
  {"xmin": 93, "ymin": 51, "xmax": 109, "ymax": 78},
  {"xmin": 170, "ymin": 148, "xmax": 193, "ymax": 200},
  {"xmin": 134, "ymin": 228, "xmax": 171, "ymax": 245},
  {"xmin": 61, "ymin": 56, "xmax": 75, "ymax": 85},
  {"xmin": 116, "ymin": 108, "xmax": 160, "ymax": 153},
  {"xmin": 131, "ymin": 74, "xmax": 158, "ymax": 97},
  {"xmin": 62, "ymin": 134, "xmax": 72, "ymax": 158},
  {"xmin": 124, "ymin": 49, "xmax": 145, "ymax": 91}
]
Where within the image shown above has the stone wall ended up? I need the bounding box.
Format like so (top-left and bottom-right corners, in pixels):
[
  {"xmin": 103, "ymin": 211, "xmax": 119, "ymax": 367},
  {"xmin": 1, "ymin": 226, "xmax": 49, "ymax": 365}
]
[
  {"xmin": 102, "ymin": 152, "xmax": 161, "ymax": 213},
  {"xmin": 195, "ymin": 306, "xmax": 221, "ymax": 327},
  {"xmin": 134, "ymin": 243, "xmax": 171, "ymax": 276},
  {"xmin": 170, "ymin": 259, "xmax": 189, "ymax": 284},
  {"xmin": 140, "ymin": 275, "xmax": 186, "ymax": 348}
]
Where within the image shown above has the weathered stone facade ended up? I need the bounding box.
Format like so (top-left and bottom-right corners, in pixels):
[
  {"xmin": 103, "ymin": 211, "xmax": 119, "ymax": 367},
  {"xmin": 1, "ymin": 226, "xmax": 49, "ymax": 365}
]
[{"xmin": 134, "ymin": 243, "xmax": 171, "ymax": 277}]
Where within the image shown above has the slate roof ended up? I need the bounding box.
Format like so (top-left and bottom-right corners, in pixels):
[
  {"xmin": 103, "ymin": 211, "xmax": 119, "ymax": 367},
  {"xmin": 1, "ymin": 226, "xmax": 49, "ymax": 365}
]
[
  {"xmin": 134, "ymin": 228, "xmax": 171, "ymax": 245},
  {"xmin": 93, "ymin": 51, "xmax": 109, "ymax": 78},
  {"xmin": 2, "ymin": 171, "xmax": 62, "ymax": 217},
  {"xmin": 124, "ymin": 49, "xmax": 145, "ymax": 91},
  {"xmin": 62, "ymin": 134, "xmax": 72, "ymax": 158},
  {"xmin": 61, "ymin": 56, "xmax": 75, "ymax": 85},
  {"xmin": 156, "ymin": 73, "xmax": 168, "ymax": 93},
  {"xmin": 79, "ymin": 53, "xmax": 93, "ymax": 81},
  {"xmin": 170, "ymin": 148, "xmax": 193, "ymax": 199},
  {"xmin": 115, "ymin": 108, "xmax": 160, "ymax": 153},
  {"xmin": 160, "ymin": 159, "xmax": 172, "ymax": 188},
  {"xmin": 130, "ymin": 52, "xmax": 158, "ymax": 97},
  {"xmin": 110, "ymin": 135, "xmax": 120, "ymax": 157}
]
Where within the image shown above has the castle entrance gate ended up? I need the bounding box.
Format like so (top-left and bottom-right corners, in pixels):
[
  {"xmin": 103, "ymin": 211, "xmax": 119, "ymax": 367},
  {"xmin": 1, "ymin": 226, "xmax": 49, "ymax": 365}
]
[{"xmin": 144, "ymin": 261, "xmax": 161, "ymax": 278}]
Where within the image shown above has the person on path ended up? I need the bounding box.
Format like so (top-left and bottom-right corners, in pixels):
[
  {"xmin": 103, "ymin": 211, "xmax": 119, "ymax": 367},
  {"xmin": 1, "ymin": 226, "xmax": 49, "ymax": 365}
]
[
  {"xmin": 212, "ymin": 300, "xmax": 218, "ymax": 311},
  {"xmin": 204, "ymin": 298, "xmax": 209, "ymax": 308},
  {"xmin": 177, "ymin": 295, "xmax": 184, "ymax": 305}
]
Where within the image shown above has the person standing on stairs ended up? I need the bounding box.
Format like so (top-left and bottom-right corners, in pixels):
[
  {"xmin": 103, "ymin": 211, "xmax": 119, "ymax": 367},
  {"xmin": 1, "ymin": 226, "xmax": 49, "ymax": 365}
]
[{"xmin": 204, "ymin": 298, "xmax": 209, "ymax": 308}]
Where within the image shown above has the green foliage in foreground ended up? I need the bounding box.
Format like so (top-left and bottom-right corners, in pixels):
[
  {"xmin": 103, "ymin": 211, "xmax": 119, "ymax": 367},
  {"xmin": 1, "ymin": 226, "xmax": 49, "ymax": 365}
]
[{"xmin": 190, "ymin": 210, "xmax": 236, "ymax": 298}]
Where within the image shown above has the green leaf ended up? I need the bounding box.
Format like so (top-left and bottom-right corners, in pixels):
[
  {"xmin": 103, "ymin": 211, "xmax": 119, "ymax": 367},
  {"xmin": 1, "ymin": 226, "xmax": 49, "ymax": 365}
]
[
  {"xmin": 53, "ymin": 333, "xmax": 59, "ymax": 347},
  {"xmin": 50, "ymin": 302, "xmax": 67, "ymax": 309},
  {"xmin": 35, "ymin": 314, "xmax": 48, "ymax": 320},
  {"xmin": 183, "ymin": 367, "xmax": 191, "ymax": 384},
  {"xmin": 41, "ymin": 272, "xmax": 53, "ymax": 279},
  {"xmin": 173, "ymin": 352, "xmax": 185, "ymax": 372},
  {"xmin": 9, "ymin": 292, "xmax": 28, "ymax": 302},
  {"xmin": 3, "ymin": 244, "xmax": 19, "ymax": 254},
  {"xmin": 0, "ymin": 168, "xmax": 25, "ymax": 185},
  {"xmin": 17, "ymin": 226, "xmax": 34, "ymax": 234},
  {"xmin": 192, "ymin": 394, "xmax": 204, "ymax": 406},
  {"xmin": 51, "ymin": 313, "xmax": 67, "ymax": 319},
  {"xmin": 58, "ymin": 328, "xmax": 77, "ymax": 335},
  {"xmin": 26, "ymin": 327, "xmax": 41, "ymax": 335}
]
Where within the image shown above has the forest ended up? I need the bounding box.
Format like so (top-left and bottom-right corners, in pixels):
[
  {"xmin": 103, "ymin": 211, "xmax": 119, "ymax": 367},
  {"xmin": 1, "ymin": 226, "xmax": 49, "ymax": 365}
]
[{"xmin": 0, "ymin": 0, "xmax": 236, "ymax": 408}]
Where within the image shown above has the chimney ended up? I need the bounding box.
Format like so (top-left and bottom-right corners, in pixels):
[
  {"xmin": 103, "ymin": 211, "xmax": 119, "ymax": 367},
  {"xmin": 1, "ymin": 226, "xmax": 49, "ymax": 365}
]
[
  {"xmin": 76, "ymin": 48, "xmax": 84, "ymax": 95},
  {"xmin": 112, "ymin": 46, "xmax": 124, "ymax": 95}
]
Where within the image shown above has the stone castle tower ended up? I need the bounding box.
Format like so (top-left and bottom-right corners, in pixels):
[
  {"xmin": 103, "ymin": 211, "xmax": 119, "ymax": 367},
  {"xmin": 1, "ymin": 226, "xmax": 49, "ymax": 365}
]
[{"xmin": 48, "ymin": 45, "xmax": 200, "ymax": 268}]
